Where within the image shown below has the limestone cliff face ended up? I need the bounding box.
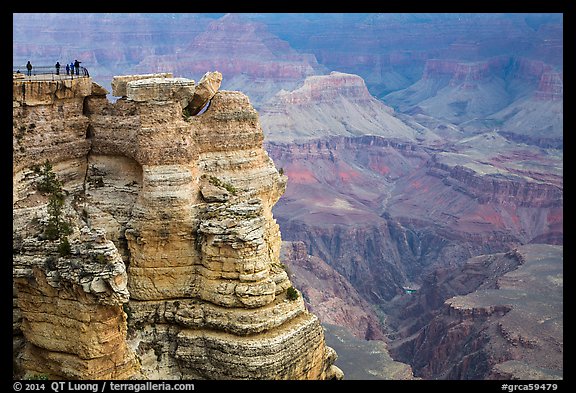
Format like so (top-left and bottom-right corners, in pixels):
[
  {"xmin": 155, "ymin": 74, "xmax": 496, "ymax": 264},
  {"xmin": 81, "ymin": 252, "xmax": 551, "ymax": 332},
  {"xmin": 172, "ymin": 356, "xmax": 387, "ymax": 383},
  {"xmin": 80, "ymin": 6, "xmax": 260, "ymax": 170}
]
[{"xmin": 13, "ymin": 74, "xmax": 342, "ymax": 380}]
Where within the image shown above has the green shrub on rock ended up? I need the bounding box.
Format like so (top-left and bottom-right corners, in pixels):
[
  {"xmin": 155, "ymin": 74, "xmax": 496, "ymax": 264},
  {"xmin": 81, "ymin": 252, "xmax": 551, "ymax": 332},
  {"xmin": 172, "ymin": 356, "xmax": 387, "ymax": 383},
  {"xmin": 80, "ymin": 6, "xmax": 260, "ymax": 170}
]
[{"xmin": 287, "ymin": 286, "xmax": 299, "ymax": 301}]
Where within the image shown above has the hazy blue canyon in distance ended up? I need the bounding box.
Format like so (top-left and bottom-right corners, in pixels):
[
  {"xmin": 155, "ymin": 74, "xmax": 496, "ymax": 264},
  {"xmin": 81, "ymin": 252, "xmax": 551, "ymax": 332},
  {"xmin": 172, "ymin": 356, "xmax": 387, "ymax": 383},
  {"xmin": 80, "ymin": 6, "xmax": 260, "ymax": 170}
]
[{"xmin": 13, "ymin": 12, "xmax": 563, "ymax": 380}]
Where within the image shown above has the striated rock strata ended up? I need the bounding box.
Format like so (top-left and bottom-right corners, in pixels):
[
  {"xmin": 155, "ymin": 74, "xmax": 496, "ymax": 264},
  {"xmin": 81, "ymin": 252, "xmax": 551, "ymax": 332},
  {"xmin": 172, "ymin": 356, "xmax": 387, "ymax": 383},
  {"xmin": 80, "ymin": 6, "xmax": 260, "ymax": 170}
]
[
  {"xmin": 280, "ymin": 241, "xmax": 386, "ymax": 341},
  {"xmin": 259, "ymin": 71, "xmax": 440, "ymax": 143},
  {"xmin": 266, "ymin": 134, "xmax": 562, "ymax": 304},
  {"xmin": 13, "ymin": 74, "xmax": 342, "ymax": 380},
  {"xmin": 387, "ymin": 244, "xmax": 563, "ymax": 380}
]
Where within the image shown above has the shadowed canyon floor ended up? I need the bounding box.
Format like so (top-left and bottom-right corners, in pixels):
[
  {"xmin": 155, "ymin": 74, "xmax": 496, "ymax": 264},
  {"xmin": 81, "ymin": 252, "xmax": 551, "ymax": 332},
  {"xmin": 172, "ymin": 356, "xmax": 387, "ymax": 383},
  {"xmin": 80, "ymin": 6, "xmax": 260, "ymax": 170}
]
[
  {"xmin": 387, "ymin": 244, "xmax": 563, "ymax": 380},
  {"xmin": 323, "ymin": 324, "xmax": 415, "ymax": 380}
]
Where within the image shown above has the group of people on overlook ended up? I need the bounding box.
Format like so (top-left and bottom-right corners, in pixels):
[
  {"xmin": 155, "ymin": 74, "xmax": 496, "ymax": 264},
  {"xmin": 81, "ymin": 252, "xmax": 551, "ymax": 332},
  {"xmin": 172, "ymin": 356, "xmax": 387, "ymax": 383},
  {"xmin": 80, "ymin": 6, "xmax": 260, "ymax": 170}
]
[
  {"xmin": 25, "ymin": 59, "xmax": 88, "ymax": 77},
  {"xmin": 55, "ymin": 59, "xmax": 83, "ymax": 76}
]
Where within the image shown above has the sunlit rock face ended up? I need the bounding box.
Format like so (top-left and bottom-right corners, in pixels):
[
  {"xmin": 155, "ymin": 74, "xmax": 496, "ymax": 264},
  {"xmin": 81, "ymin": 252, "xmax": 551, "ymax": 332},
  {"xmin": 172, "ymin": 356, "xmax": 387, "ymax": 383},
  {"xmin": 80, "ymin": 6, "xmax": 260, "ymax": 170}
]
[
  {"xmin": 13, "ymin": 74, "xmax": 342, "ymax": 380},
  {"xmin": 259, "ymin": 72, "xmax": 440, "ymax": 143}
]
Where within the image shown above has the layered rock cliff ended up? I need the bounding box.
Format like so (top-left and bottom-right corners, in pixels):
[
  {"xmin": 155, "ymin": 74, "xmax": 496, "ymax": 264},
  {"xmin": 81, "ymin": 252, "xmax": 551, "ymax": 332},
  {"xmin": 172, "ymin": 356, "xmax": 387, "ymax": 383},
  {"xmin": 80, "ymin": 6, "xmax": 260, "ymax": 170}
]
[
  {"xmin": 387, "ymin": 244, "xmax": 563, "ymax": 380},
  {"xmin": 259, "ymin": 71, "xmax": 440, "ymax": 143},
  {"xmin": 280, "ymin": 241, "xmax": 386, "ymax": 341},
  {"xmin": 13, "ymin": 73, "xmax": 342, "ymax": 380},
  {"xmin": 266, "ymin": 134, "xmax": 562, "ymax": 304}
]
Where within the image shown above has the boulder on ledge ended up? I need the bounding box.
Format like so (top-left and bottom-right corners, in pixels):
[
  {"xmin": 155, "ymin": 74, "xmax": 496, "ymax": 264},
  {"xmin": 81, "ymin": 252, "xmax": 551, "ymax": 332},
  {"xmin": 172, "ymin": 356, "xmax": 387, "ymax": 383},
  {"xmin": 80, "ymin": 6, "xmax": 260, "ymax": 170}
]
[{"xmin": 186, "ymin": 71, "xmax": 223, "ymax": 115}]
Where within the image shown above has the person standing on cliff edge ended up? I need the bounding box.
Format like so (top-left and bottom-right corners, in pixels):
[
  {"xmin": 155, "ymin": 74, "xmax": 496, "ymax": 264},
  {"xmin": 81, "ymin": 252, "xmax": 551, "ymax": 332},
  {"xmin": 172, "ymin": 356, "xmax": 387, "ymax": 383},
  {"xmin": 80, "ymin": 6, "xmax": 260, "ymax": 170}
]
[
  {"xmin": 26, "ymin": 61, "xmax": 32, "ymax": 76},
  {"xmin": 74, "ymin": 59, "xmax": 81, "ymax": 76},
  {"xmin": 55, "ymin": 61, "xmax": 61, "ymax": 75}
]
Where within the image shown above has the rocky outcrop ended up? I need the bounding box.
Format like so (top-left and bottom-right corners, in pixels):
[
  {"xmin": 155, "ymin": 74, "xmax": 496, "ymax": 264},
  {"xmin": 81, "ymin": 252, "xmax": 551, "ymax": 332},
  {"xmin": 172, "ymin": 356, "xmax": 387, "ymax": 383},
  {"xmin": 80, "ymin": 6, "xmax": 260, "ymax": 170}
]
[
  {"xmin": 125, "ymin": 77, "xmax": 195, "ymax": 104},
  {"xmin": 429, "ymin": 159, "xmax": 563, "ymax": 209},
  {"xmin": 13, "ymin": 74, "xmax": 342, "ymax": 380},
  {"xmin": 185, "ymin": 71, "xmax": 222, "ymax": 115},
  {"xmin": 387, "ymin": 244, "xmax": 563, "ymax": 380},
  {"xmin": 111, "ymin": 73, "xmax": 174, "ymax": 97},
  {"xmin": 12, "ymin": 78, "xmax": 94, "ymax": 181},
  {"xmin": 14, "ymin": 228, "xmax": 138, "ymax": 380},
  {"xmin": 13, "ymin": 77, "xmax": 93, "ymax": 106}
]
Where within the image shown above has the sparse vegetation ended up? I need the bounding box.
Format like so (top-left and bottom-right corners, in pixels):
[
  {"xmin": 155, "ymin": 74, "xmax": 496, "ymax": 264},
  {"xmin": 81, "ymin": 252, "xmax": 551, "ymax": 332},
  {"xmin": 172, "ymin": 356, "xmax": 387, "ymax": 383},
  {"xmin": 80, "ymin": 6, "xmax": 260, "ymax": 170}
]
[
  {"xmin": 15, "ymin": 125, "xmax": 26, "ymax": 144},
  {"xmin": 123, "ymin": 303, "xmax": 133, "ymax": 322},
  {"xmin": 208, "ymin": 175, "xmax": 237, "ymax": 195},
  {"xmin": 93, "ymin": 254, "xmax": 107, "ymax": 264},
  {"xmin": 34, "ymin": 161, "xmax": 72, "ymax": 253},
  {"xmin": 278, "ymin": 167, "xmax": 284, "ymax": 176},
  {"xmin": 287, "ymin": 286, "xmax": 299, "ymax": 301},
  {"xmin": 213, "ymin": 110, "xmax": 258, "ymax": 122},
  {"xmin": 182, "ymin": 106, "xmax": 192, "ymax": 120},
  {"xmin": 34, "ymin": 161, "xmax": 63, "ymax": 196},
  {"xmin": 24, "ymin": 373, "xmax": 49, "ymax": 380},
  {"xmin": 57, "ymin": 237, "xmax": 71, "ymax": 257}
]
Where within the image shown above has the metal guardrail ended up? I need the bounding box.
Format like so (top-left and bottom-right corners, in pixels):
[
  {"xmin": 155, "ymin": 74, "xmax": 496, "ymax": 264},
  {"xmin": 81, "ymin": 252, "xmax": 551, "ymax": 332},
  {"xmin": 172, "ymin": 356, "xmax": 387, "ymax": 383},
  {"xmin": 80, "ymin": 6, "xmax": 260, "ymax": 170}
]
[{"xmin": 13, "ymin": 65, "xmax": 90, "ymax": 81}]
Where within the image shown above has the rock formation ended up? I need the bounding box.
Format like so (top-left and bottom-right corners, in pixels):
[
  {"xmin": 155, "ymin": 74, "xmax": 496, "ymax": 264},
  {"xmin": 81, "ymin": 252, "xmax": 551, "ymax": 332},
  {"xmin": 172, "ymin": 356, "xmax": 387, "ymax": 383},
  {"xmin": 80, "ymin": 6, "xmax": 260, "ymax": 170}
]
[
  {"xmin": 383, "ymin": 56, "xmax": 563, "ymax": 147},
  {"xmin": 266, "ymin": 134, "xmax": 562, "ymax": 303},
  {"xmin": 280, "ymin": 241, "xmax": 387, "ymax": 341},
  {"xmin": 13, "ymin": 73, "xmax": 342, "ymax": 380},
  {"xmin": 387, "ymin": 244, "xmax": 563, "ymax": 380},
  {"xmin": 259, "ymin": 72, "xmax": 440, "ymax": 143}
]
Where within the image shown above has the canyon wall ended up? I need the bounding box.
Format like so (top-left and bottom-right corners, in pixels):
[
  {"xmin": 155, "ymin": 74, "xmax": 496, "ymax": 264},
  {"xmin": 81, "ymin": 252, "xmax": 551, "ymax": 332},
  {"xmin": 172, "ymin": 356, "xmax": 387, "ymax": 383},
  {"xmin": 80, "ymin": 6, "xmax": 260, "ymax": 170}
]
[
  {"xmin": 256, "ymin": 69, "xmax": 562, "ymax": 378},
  {"xmin": 387, "ymin": 244, "xmax": 563, "ymax": 380},
  {"xmin": 12, "ymin": 74, "xmax": 342, "ymax": 380},
  {"xmin": 266, "ymin": 134, "xmax": 562, "ymax": 304},
  {"xmin": 280, "ymin": 241, "xmax": 387, "ymax": 341},
  {"xmin": 384, "ymin": 56, "xmax": 563, "ymax": 147}
]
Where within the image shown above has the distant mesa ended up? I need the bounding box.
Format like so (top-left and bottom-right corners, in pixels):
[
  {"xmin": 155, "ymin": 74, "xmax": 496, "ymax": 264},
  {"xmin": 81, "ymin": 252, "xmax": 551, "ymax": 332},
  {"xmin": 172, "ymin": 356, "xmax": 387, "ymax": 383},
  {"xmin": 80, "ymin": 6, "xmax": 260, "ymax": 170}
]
[
  {"xmin": 383, "ymin": 56, "xmax": 563, "ymax": 145},
  {"xmin": 259, "ymin": 71, "xmax": 441, "ymax": 143}
]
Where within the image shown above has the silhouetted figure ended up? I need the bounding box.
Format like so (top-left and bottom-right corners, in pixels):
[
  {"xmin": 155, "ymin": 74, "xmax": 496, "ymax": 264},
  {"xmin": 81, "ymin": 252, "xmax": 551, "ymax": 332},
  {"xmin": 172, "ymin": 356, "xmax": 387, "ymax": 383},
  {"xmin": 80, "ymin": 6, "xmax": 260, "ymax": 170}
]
[
  {"xmin": 66, "ymin": 63, "xmax": 70, "ymax": 75},
  {"xmin": 74, "ymin": 59, "xmax": 81, "ymax": 76},
  {"xmin": 70, "ymin": 62, "xmax": 74, "ymax": 79},
  {"xmin": 55, "ymin": 62, "xmax": 61, "ymax": 75},
  {"xmin": 83, "ymin": 67, "xmax": 89, "ymax": 77},
  {"xmin": 26, "ymin": 61, "xmax": 32, "ymax": 76}
]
